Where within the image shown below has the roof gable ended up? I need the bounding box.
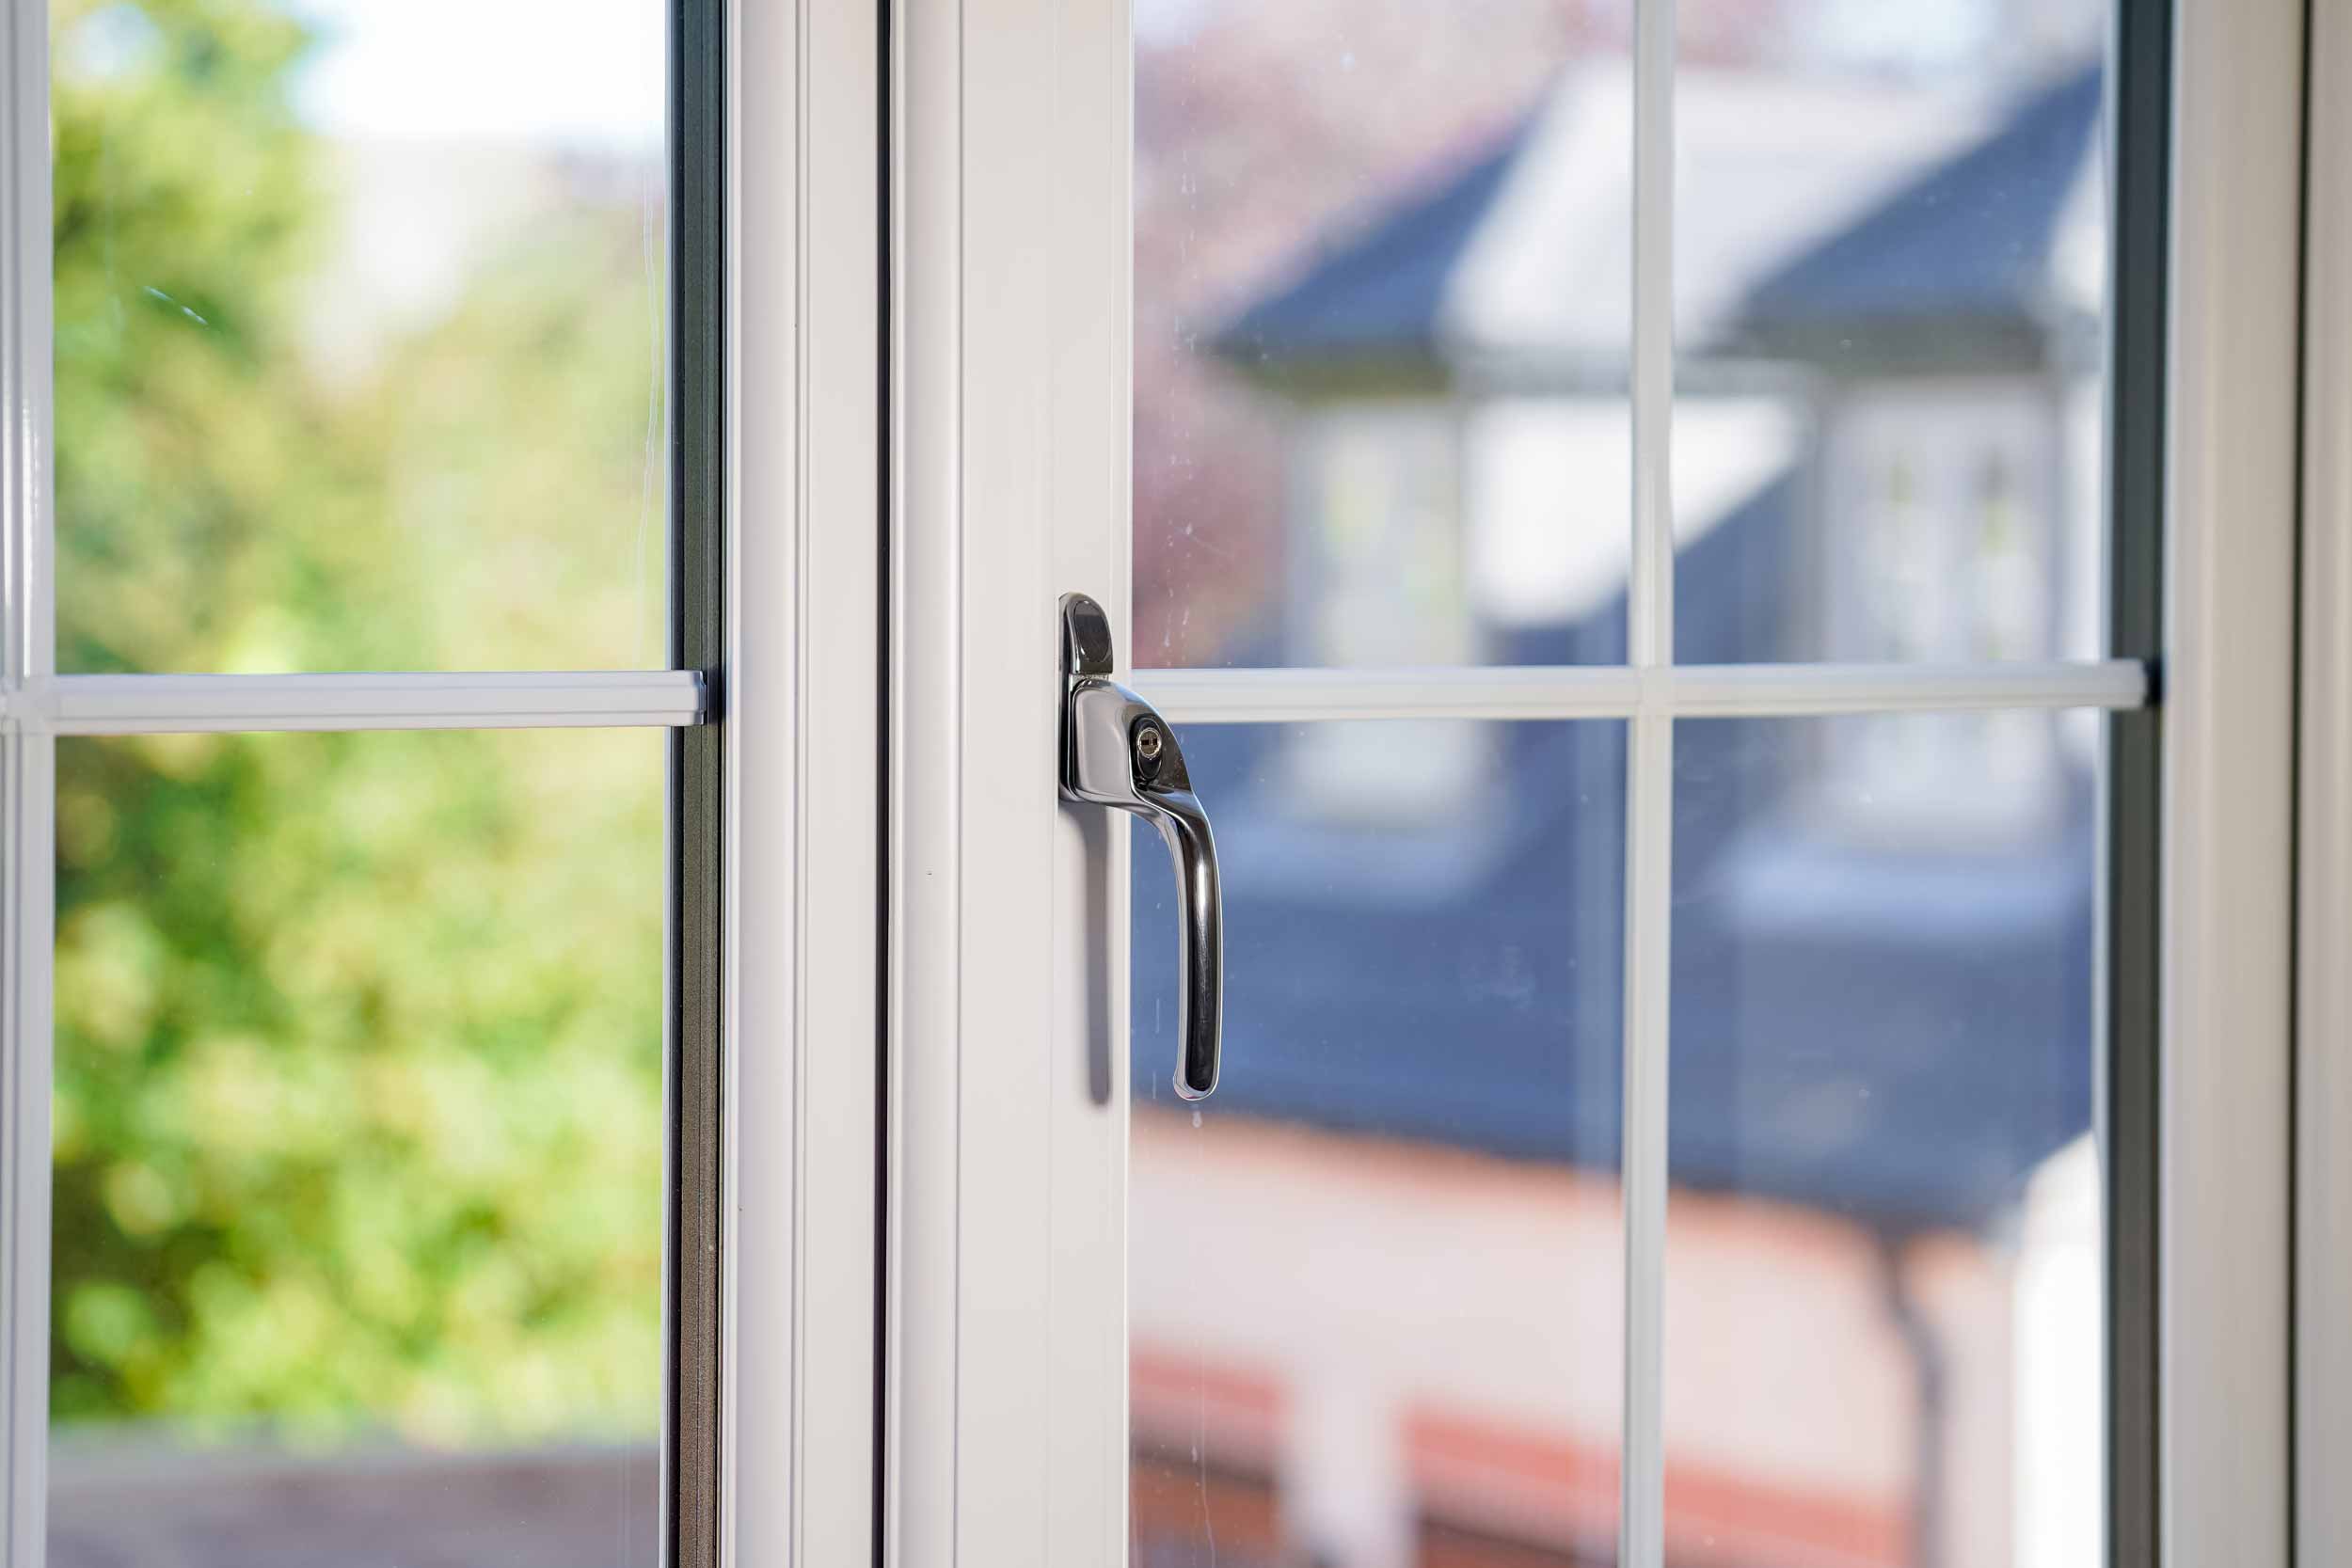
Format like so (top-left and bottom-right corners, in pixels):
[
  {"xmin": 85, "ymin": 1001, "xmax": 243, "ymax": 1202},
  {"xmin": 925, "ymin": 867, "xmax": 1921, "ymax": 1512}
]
[
  {"xmin": 1217, "ymin": 111, "xmax": 1538, "ymax": 370},
  {"xmin": 1736, "ymin": 65, "xmax": 2104, "ymax": 344},
  {"xmin": 1213, "ymin": 61, "xmax": 2100, "ymax": 380}
]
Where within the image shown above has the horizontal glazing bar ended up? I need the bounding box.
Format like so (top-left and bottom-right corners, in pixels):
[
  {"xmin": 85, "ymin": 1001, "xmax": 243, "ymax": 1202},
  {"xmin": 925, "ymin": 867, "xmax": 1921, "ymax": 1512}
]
[
  {"xmin": 1131, "ymin": 665, "xmax": 1646, "ymax": 723},
  {"xmin": 1663, "ymin": 660, "xmax": 2150, "ymax": 716},
  {"xmin": 1132, "ymin": 660, "xmax": 2150, "ymax": 724},
  {"xmin": 1, "ymin": 670, "xmax": 707, "ymax": 734}
]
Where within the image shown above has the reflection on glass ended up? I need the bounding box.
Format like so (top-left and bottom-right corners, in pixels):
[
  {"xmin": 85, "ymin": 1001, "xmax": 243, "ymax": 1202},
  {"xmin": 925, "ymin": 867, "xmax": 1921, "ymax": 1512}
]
[
  {"xmin": 1131, "ymin": 721, "xmax": 1626, "ymax": 1568},
  {"xmin": 52, "ymin": 0, "xmax": 668, "ymax": 673},
  {"xmin": 49, "ymin": 728, "xmax": 662, "ymax": 1568},
  {"xmin": 1672, "ymin": 0, "xmax": 2110, "ymax": 663},
  {"xmin": 1133, "ymin": 0, "xmax": 1631, "ymax": 669},
  {"xmin": 1666, "ymin": 713, "xmax": 2101, "ymax": 1568}
]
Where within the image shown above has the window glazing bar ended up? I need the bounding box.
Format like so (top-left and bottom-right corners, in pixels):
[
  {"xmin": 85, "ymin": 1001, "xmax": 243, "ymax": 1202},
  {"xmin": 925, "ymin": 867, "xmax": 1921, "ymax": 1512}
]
[
  {"xmin": 1132, "ymin": 659, "xmax": 2149, "ymax": 724},
  {"xmin": 1629, "ymin": 5, "xmax": 1676, "ymax": 672},
  {"xmin": 9, "ymin": 669, "xmax": 708, "ymax": 734},
  {"xmin": 1621, "ymin": 0, "xmax": 1676, "ymax": 1561},
  {"xmin": 3, "ymin": 0, "xmax": 48, "ymax": 688},
  {"xmin": 0, "ymin": 0, "xmax": 53, "ymax": 1561},
  {"xmin": 0, "ymin": 741, "xmax": 50, "ymax": 1568}
]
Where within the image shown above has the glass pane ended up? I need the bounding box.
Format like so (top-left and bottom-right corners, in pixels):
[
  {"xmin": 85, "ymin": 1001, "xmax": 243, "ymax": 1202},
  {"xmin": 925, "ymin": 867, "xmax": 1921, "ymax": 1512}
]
[
  {"xmin": 1131, "ymin": 721, "xmax": 1626, "ymax": 1568},
  {"xmin": 1667, "ymin": 712, "xmax": 2101, "ymax": 1567},
  {"xmin": 1671, "ymin": 2, "xmax": 2111, "ymax": 663},
  {"xmin": 52, "ymin": 0, "xmax": 668, "ymax": 673},
  {"xmin": 49, "ymin": 728, "xmax": 663, "ymax": 1567},
  {"xmin": 1133, "ymin": 2, "xmax": 1631, "ymax": 670}
]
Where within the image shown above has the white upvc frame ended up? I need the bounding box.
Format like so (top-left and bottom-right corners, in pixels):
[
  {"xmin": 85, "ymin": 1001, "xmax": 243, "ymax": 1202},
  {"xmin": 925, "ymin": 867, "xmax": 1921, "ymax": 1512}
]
[
  {"xmin": 889, "ymin": 2, "xmax": 2303, "ymax": 1567},
  {"xmin": 0, "ymin": 0, "xmax": 889, "ymax": 1561},
  {"xmin": 2299, "ymin": 0, "xmax": 2352, "ymax": 1557},
  {"xmin": 730, "ymin": 0, "xmax": 884, "ymax": 1562},
  {"xmin": 889, "ymin": 0, "xmax": 1134, "ymax": 1557},
  {"xmin": 2163, "ymin": 0, "xmax": 2302, "ymax": 1560}
]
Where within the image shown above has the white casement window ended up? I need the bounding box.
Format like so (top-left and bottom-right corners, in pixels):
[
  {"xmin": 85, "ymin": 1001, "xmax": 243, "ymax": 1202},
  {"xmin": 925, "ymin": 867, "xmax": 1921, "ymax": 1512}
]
[
  {"xmin": 890, "ymin": 2, "xmax": 2302, "ymax": 1568},
  {"xmin": 1, "ymin": 0, "xmax": 2338, "ymax": 1565},
  {"xmin": 0, "ymin": 2, "xmax": 883, "ymax": 1563}
]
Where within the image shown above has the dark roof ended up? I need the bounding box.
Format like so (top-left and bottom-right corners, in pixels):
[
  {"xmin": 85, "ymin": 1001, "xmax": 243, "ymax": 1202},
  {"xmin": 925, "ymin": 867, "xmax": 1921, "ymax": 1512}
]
[
  {"xmin": 1213, "ymin": 111, "xmax": 1538, "ymax": 369},
  {"xmin": 1133, "ymin": 482, "xmax": 2095, "ymax": 1233},
  {"xmin": 1737, "ymin": 65, "xmax": 2102, "ymax": 340},
  {"xmin": 1212, "ymin": 63, "xmax": 2103, "ymax": 376}
]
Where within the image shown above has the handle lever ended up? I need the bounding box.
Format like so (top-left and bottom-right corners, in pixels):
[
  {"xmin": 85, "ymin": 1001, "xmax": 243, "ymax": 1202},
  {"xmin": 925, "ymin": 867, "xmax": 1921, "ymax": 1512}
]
[{"xmin": 1058, "ymin": 592, "xmax": 1223, "ymax": 1101}]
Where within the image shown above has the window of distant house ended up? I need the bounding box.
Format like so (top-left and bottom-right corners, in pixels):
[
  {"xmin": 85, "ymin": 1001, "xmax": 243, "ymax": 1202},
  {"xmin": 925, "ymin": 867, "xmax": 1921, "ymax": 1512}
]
[
  {"xmin": 1820, "ymin": 387, "xmax": 2074, "ymax": 845},
  {"xmin": 1284, "ymin": 404, "xmax": 1491, "ymax": 825}
]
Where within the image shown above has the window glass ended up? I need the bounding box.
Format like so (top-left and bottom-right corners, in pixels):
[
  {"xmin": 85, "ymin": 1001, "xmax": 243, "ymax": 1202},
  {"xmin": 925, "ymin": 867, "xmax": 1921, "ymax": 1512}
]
[
  {"xmin": 51, "ymin": 0, "xmax": 668, "ymax": 673},
  {"xmin": 1133, "ymin": 0, "xmax": 1631, "ymax": 670},
  {"xmin": 1666, "ymin": 712, "xmax": 2102, "ymax": 1568},
  {"xmin": 1131, "ymin": 721, "xmax": 1626, "ymax": 1568},
  {"xmin": 1672, "ymin": 0, "xmax": 2111, "ymax": 664},
  {"xmin": 48, "ymin": 727, "xmax": 663, "ymax": 1567}
]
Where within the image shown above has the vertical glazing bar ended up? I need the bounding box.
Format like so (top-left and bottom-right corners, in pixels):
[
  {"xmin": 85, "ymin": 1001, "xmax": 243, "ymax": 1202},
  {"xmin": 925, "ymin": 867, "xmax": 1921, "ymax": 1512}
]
[
  {"xmin": 1620, "ymin": 0, "xmax": 1675, "ymax": 1565},
  {"xmin": 1628, "ymin": 0, "xmax": 1675, "ymax": 670},
  {"xmin": 0, "ymin": 1, "xmax": 52, "ymax": 1564},
  {"xmin": 2, "ymin": 0, "xmax": 47, "ymax": 682},
  {"xmin": 1618, "ymin": 708, "xmax": 1671, "ymax": 1568},
  {"xmin": 0, "ymin": 740, "xmax": 51, "ymax": 1568}
]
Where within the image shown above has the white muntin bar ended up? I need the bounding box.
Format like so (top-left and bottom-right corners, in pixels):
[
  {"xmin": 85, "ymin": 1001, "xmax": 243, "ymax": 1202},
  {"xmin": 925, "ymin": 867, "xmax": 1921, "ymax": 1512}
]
[
  {"xmin": 2, "ymin": 0, "xmax": 48, "ymax": 687},
  {"xmin": 1132, "ymin": 659, "xmax": 2151, "ymax": 725},
  {"xmin": 1629, "ymin": 1, "xmax": 1677, "ymax": 673},
  {"xmin": 1132, "ymin": 664, "xmax": 1645, "ymax": 723},
  {"xmin": 1623, "ymin": 0, "xmax": 1677, "ymax": 1563},
  {"xmin": 1619, "ymin": 705, "xmax": 1673, "ymax": 1568},
  {"xmin": 1, "ymin": 0, "xmax": 51, "ymax": 1562},
  {"xmin": 24, "ymin": 670, "xmax": 708, "ymax": 734},
  {"xmin": 0, "ymin": 737, "xmax": 50, "ymax": 1568},
  {"xmin": 1662, "ymin": 658, "xmax": 2150, "ymax": 716},
  {"xmin": 0, "ymin": 713, "xmax": 24, "ymax": 1563}
]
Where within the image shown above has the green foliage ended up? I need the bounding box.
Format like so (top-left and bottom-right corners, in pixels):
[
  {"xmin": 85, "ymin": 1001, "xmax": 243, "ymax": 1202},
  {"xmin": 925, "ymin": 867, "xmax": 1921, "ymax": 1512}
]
[{"xmin": 48, "ymin": 0, "xmax": 666, "ymax": 1448}]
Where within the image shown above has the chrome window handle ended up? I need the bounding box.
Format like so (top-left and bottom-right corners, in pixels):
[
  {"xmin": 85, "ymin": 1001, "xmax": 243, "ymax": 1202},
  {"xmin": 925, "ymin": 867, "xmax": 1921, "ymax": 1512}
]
[{"xmin": 1058, "ymin": 593, "xmax": 1223, "ymax": 1101}]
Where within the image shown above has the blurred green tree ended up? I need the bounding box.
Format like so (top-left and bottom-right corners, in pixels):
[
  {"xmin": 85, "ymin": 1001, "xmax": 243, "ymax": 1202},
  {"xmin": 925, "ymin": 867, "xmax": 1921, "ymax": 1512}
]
[{"xmin": 48, "ymin": 0, "xmax": 666, "ymax": 1448}]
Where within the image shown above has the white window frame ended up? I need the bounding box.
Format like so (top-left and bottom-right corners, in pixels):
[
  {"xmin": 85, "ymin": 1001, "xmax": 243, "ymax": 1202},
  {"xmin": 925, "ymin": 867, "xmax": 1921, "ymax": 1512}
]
[
  {"xmin": 2298, "ymin": 0, "xmax": 2352, "ymax": 1558},
  {"xmin": 885, "ymin": 4, "xmax": 2300, "ymax": 1568},
  {"xmin": 0, "ymin": 1, "xmax": 891, "ymax": 1563},
  {"xmin": 728, "ymin": 2, "xmax": 884, "ymax": 1562},
  {"xmin": 0, "ymin": 0, "xmax": 2316, "ymax": 1562}
]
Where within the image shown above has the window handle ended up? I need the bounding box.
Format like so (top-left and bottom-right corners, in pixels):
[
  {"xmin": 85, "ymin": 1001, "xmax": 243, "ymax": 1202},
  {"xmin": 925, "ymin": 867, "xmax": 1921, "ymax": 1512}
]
[{"xmin": 1059, "ymin": 592, "xmax": 1223, "ymax": 1101}]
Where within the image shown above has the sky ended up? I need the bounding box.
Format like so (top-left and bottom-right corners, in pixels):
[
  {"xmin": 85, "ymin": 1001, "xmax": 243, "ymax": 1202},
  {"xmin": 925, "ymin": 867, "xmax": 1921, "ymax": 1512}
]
[{"xmin": 285, "ymin": 0, "xmax": 665, "ymax": 150}]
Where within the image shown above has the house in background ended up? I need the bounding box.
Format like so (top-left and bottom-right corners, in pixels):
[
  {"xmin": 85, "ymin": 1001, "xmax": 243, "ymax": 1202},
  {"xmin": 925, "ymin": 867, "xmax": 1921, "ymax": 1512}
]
[{"xmin": 1129, "ymin": 56, "xmax": 2110, "ymax": 1568}]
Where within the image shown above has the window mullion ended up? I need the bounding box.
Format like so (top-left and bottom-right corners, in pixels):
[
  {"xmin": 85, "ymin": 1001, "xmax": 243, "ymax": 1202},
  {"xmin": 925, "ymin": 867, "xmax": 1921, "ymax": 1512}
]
[
  {"xmin": 1620, "ymin": 0, "xmax": 1677, "ymax": 1562},
  {"xmin": 1, "ymin": 0, "xmax": 53, "ymax": 1561},
  {"xmin": 0, "ymin": 739, "xmax": 52, "ymax": 1568},
  {"xmin": 3, "ymin": 0, "xmax": 49, "ymax": 690}
]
